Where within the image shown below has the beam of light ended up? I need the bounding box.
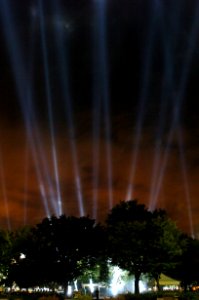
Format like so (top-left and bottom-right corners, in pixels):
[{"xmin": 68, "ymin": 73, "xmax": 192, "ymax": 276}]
[
  {"xmin": 23, "ymin": 14, "xmax": 40, "ymax": 226},
  {"xmin": 91, "ymin": 2, "xmax": 105, "ymax": 218},
  {"xmin": 51, "ymin": 0, "xmax": 85, "ymax": 216},
  {"xmin": 27, "ymin": 105, "xmax": 56, "ymax": 216},
  {"xmin": 178, "ymin": 128, "xmax": 194, "ymax": 238},
  {"xmin": 23, "ymin": 23, "xmax": 56, "ymax": 215},
  {"xmin": 38, "ymin": 0, "xmax": 62, "ymax": 216},
  {"xmin": 23, "ymin": 17, "xmax": 54, "ymax": 217},
  {"xmin": 27, "ymin": 91, "xmax": 58, "ymax": 214},
  {"xmin": 24, "ymin": 112, "xmax": 51, "ymax": 217},
  {"xmin": 151, "ymin": 0, "xmax": 199, "ymax": 208},
  {"xmin": 23, "ymin": 143, "xmax": 29, "ymax": 226},
  {"xmin": 39, "ymin": 183, "xmax": 50, "ymax": 217},
  {"xmin": 125, "ymin": 0, "xmax": 158, "ymax": 201},
  {"xmin": 26, "ymin": 62, "xmax": 59, "ymax": 215},
  {"xmin": 0, "ymin": 0, "xmax": 51, "ymax": 217},
  {"xmin": 92, "ymin": 98, "xmax": 101, "ymax": 219},
  {"xmin": 26, "ymin": 15, "xmax": 54, "ymax": 216},
  {"xmin": 5, "ymin": 0, "xmax": 64, "ymax": 217},
  {"xmin": 28, "ymin": 0, "xmax": 59, "ymax": 216},
  {"xmin": 92, "ymin": 1, "xmax": 103, "ymax": 219},
  {"xmin": 148, "ymin": 103, "xmax": 167, "ymax": 210},
  {"xmin": 148, "ymin": 0, "xmax": 181, "ymax": 209},
  {"xmin": 24, "ymin": 62, "xmax": 60, "ymax": 214},
  {"xmin": 0, "ymin": 150, "xmax": 11, "ymax": 230},
  {"xmin": 94, "ymin": 0, "xmax": 113, "ymax": 210},
  {"xmin": 24, "ymin": 109, "xmax": 51, "ymax": 216}
]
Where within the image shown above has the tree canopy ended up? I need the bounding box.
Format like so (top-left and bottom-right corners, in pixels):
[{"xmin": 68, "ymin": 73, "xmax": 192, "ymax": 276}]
[
  {"xmin": 6, "ymin": 215, "xmax": 106, "ymax": 291},
  {"xmin": 106, "ymin": 200, "xmax": 182, "ymax": 293}
]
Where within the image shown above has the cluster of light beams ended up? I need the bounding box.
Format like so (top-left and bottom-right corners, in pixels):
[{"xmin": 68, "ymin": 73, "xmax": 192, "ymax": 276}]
[
  {"xmin": 0, "ymin": 0, "xmax": 197, "ymax": 231},
  {"xmin": 148, "ymin": 0, "xmax": 178, "ymax": 210},
  {"xmin": 0, "ymin": 0, "xmax": 48, "ymax": 224},
  {"xmin": 38, "ymin": 0, "xmax": 62, "ymax": 216},
  {"xmin": 150, "ymin": 0, "xmax": 199, "ymax": 210},
  {"xmin": 0, "ymin": 0, "xmax": 61, "ymax": 223},
  {"xmin": 51, "ymin": 0, "xmax": 85, "ymax": 217},
  {"xmin": 24, "ymin": 9, "xmax": 52, "ymax": 216}
]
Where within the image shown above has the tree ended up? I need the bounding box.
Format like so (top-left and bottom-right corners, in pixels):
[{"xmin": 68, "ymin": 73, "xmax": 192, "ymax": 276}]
[
  {"xmin": 106, "ymin": 200, "xmax": 151, "ymax": 294},
  {"xmin": 6, "ymin": 226, "xmax": 40, "ymax": 288},
  {"xmin": 169, "ymin": 234, "xmax": 199, "ymax": 291},
  {"xmin": 7, "ymin": 215, "xmax": 106, "ymax": 292},
  {"xmin": 106, "ymin": 200, "xmax": 183, "ymax": 294},
  {"xmin": 0, "ymin": 229, "xmax": 12, "ymax": 283},
  {"xmin": 146, "ymin": 210, "xmax": 183, "ymax": 290},
  {"xmin": 79, "ymin": 259, "xmax": 109, "ymax": 287}
]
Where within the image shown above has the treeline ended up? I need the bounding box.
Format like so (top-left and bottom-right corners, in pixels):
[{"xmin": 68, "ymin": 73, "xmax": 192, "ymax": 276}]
[{"xmin": 0, "ymin": 200, "xmax": 198, "ymax": 294}]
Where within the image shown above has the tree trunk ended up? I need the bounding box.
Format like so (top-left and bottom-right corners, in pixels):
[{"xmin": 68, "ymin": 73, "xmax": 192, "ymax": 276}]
[
  {"xmin": 134, "ymin": 272, "xmax": 140, "ymax": 294},
  {"xmin": 155, "ymin": 274, "xmax": 160, "ymax": 291}
]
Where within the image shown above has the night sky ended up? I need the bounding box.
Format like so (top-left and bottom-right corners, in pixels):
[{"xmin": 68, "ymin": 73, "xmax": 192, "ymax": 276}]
[{"xmin": 0, "ymin": 0, "xmax": 198, "ymax": 236}]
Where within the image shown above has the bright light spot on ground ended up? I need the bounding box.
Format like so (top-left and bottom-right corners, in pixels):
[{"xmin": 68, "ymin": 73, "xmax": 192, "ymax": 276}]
[
  {"xmin": 67, "ymin": 285, "xmax": 72, "ymax": 296},
  {"xmin": 89, "ymin": 278, "xmax": 94, "ymax": 293},
  {"xmin": 110, "ymin": 266, "xmax": 126, "ymax": 296}
]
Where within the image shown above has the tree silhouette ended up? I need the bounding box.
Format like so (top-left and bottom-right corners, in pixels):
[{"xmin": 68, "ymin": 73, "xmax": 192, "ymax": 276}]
[
  {"xmin": 106, "ymin": 200, "xmax": 151, "ymax": 294},
  {"xmin": 6, "ymin": 215, "xmax": 105, "ymax": 292},
  {"xmin": 106, "ymin": 200, "xmax": 182, "ymax": 293}
]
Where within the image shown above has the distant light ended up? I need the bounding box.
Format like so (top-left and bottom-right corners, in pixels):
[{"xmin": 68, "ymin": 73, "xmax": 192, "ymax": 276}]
[
  {"xmin": 74, "ymin": 279, "xmax": 78, "ymax": 291},
  {"xmin": 67, "ymin": 285, "xmax": 72, "ymax": 296},
  {"xmin": 139, "ymin": 280, "xmax": 147, "ymax": 293},
  {"xmin": 110, "ymin": 266, "xmax": 125, "ymax": 296},
  {"xmin": 89, "ymin": 278, "xmax": 94, "ymax": 293},
  {"xmin": 20, "ymin": 253, "xmax": 26, "ymax": 259}
]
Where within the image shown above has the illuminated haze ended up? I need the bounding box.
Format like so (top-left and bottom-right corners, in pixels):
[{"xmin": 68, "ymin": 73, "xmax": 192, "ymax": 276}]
[{"xmin": 0, "ymin": 0, "xmax": 198, "ymax": 236}]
